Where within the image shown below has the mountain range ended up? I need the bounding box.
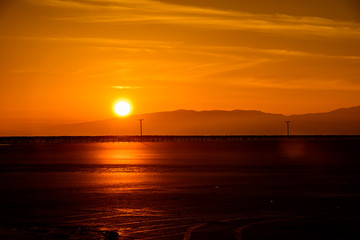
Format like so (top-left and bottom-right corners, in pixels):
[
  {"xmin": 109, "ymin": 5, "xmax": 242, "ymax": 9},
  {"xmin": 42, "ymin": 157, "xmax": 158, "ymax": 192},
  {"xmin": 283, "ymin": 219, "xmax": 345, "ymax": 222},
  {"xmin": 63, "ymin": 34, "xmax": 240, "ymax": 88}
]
[{"xmin": 18, "ymin": 105, "xmax": 359, "ymax": 136}]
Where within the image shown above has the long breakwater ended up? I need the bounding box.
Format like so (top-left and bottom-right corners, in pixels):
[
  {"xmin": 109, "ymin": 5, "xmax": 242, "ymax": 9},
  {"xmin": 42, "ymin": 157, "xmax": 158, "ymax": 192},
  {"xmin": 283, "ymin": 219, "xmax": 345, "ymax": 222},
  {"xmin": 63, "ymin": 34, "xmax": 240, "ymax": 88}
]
[{"xmin": 1, "ymin": 135, "xmax": 359, "ymax": 144}]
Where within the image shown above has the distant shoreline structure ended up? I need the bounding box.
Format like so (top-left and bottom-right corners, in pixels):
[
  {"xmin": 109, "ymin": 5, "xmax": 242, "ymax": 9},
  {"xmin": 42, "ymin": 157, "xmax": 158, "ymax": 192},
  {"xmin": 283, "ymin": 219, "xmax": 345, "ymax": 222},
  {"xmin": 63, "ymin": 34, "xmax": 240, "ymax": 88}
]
[{"xmin": 1, "ymin": 135, "xmax": 360, "ymax": 144}]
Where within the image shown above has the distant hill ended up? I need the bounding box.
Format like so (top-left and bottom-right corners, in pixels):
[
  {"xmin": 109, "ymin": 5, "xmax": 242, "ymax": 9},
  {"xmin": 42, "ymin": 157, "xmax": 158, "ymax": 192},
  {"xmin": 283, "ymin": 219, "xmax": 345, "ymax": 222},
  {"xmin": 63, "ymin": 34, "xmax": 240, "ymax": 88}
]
[
  {"xmin": 35, "ymin": 105, "xmax": 360, "ymax": 136},
  {"xmin": 1, "ymin": 106, "xmax": 359, "ymax": 136},
  {"xmin": 288, "ymin": 106, "xmax": 360, "ymax": 135}
]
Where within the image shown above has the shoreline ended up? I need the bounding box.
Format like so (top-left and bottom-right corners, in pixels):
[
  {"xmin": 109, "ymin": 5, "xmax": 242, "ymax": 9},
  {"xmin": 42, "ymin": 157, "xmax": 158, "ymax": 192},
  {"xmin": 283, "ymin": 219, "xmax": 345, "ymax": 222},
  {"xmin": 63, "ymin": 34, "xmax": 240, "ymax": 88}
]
[{"xmin": 1, "ymin": 135, "xmax": 360, "ymax": 144}]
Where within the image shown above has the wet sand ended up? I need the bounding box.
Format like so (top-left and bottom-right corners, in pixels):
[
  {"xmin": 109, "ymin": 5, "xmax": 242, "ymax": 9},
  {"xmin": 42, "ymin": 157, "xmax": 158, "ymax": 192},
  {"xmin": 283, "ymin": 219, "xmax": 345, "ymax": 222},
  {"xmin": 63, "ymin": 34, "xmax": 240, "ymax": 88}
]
[{"xmin": 0, "ymin": 139, "xmax": 359, "ymax": 239}]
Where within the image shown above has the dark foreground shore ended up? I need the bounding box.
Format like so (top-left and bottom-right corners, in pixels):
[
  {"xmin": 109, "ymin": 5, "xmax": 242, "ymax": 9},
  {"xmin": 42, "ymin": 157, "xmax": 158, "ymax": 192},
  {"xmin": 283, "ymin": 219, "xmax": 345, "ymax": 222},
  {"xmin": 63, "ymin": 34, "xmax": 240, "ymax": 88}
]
[{"xmin": 0, "ymin": 138, "xmax": 359, "ymax": 239}]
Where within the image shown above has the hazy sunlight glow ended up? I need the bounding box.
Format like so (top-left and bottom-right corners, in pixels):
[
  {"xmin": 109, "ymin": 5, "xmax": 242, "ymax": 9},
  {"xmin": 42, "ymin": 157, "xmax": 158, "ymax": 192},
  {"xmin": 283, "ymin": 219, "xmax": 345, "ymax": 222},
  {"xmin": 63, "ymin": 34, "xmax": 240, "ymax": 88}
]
[{"xmin": 114, "ymin": 101, "xmax": 131, "ymax": 116}]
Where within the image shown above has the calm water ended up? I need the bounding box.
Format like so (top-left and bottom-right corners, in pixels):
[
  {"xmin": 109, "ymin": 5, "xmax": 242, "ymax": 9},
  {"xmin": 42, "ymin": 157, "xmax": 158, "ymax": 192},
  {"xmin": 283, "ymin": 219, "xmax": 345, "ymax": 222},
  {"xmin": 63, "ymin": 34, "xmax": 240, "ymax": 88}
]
[{"xmin": 0, "ymin": 140, "xmax": 359, "ymax": 239}]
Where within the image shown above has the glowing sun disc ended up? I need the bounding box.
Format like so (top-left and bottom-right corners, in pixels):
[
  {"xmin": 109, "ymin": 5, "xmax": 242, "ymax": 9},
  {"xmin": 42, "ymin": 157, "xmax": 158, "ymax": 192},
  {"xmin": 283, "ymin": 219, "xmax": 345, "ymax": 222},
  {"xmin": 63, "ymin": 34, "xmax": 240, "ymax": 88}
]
[{"xmin": 114, "ymin": 101, "xmax": 131, "ymax": 116}]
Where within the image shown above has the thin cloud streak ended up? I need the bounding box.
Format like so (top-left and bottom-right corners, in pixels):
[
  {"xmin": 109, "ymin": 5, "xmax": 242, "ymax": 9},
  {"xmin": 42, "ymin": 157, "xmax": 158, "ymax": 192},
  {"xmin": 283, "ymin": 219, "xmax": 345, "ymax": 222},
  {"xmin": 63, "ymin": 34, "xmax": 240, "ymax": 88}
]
[
  {"xmin": 29, "ymin": 0, "xmax": 229, "ymax": 15},
  {"xmin": 29, "ymin": 0, "xmax": 360, "ymax": 38},
  {"xmin": 3, "ymin": 35, "xmax": 358, "ymax": 91},
  {"xmin": 112, "ymin": 85, "xmax": 140, "ymax": 89},
  {"xmin": 2, "ymin": 35, "xmax": 359, "ymax": 61},
  {"xmin": 229, "ymin": 78, "xmax": 360, "ymax": 91}
]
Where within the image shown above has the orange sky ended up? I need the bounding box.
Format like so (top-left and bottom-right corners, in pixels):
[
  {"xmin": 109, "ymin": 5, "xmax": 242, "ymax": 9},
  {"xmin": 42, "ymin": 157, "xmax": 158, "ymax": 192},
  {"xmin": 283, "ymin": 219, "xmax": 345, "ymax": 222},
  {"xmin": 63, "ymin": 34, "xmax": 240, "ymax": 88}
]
[{"xmin": 1, "ymin": 0, "xmax": 360, "ymax": 128}]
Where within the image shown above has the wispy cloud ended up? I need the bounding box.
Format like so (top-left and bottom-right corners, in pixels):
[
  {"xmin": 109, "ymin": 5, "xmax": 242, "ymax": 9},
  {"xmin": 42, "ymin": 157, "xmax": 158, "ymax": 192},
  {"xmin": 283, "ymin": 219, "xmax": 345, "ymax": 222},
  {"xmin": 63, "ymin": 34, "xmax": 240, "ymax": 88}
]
[
  {"xmin": 112, "ymin": 85, "xmax": 140, "ymax": 89},
  {"xmin": 228, "ymin": 77, "xmax": 360, "ymax": 91},
  {"xmin": 29, "ymin": 0, "xmax": 228, "ymax": 15},
  {"xmin": 28, "ymin": 0, "xmax": 360, "ymax": 38},
  {"xmin": 2, "ymin": 35, "xmax": 359, "ymax": 61},
  {"xmin": 7, "ymin": 1, "xmax": 360, "ymax": 93}
]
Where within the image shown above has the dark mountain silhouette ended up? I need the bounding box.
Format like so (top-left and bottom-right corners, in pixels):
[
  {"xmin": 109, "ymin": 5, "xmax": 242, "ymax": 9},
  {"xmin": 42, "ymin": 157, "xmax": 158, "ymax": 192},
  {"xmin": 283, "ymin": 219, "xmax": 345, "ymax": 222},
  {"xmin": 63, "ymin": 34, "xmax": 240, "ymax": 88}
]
[{"xmin": 44, "ymin": 105, "xmax": 360, "ymax": 135}]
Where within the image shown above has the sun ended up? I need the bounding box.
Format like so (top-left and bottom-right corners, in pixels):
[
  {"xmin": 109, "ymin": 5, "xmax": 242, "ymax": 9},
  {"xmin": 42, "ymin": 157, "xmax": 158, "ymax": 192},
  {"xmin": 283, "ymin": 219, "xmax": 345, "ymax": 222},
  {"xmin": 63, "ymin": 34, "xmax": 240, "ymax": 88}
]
[{"xmin": 114, "ymin": 101, "xmax": 131, "ymax": 116}]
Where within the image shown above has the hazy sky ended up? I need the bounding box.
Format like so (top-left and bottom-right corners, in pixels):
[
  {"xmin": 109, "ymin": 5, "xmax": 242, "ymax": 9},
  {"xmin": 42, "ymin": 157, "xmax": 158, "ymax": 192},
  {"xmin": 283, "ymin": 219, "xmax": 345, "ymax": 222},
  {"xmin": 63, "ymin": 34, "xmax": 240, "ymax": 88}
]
[{"xmin": 1, "ymin": 0, "xmax": 360, "ymax": 125}]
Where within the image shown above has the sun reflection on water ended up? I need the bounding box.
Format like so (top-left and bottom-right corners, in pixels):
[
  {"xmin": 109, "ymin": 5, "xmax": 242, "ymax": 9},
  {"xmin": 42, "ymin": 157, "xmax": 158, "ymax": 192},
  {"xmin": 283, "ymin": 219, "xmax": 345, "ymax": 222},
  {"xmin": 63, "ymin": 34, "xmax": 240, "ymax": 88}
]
[{"xmin": 94, "ymin": 142, "xmax": 155, "ymax": 165}]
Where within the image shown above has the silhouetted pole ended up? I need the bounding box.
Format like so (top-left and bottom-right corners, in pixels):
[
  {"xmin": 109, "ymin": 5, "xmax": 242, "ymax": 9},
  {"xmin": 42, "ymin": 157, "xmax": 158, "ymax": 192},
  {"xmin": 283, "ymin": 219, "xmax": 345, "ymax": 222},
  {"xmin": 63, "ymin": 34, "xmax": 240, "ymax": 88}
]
[
  {"xmin": 285, "ymin": 120, "xmax": 291, "ymax": 136},
  {"xmin": 138, "ymin": 119, "xmax": 144, "ymax": 141}
]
